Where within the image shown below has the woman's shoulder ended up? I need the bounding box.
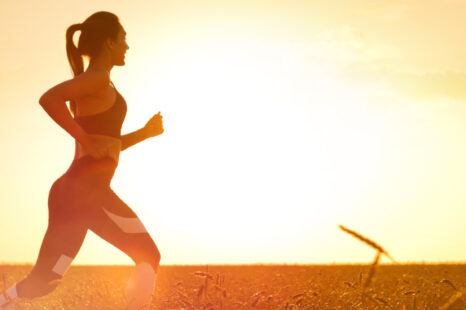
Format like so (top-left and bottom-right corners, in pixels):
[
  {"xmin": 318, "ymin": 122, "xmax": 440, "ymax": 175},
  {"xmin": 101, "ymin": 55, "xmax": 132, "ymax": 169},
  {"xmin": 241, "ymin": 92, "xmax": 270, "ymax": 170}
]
[
  {"xmin": 68, "ymin": 70, "xmax": 111, "ymax": 100},
  {"xmin": 40, "ymin": 70, "xmax": 110, "ymax": 103},
  {"xmin": 75, "ymin": 70, "xmax": 110, "ymax": 89}
]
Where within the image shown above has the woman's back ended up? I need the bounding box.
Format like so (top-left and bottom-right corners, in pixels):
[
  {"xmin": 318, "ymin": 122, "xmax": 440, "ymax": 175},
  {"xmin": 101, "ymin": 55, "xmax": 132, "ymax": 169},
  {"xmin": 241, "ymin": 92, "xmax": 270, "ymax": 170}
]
[
  {"xmin": 69, "ymin": 78, "xmax": 127, "ymax": 168},
  {"xmin": 74, "ymin": 82, "xmax": 127, "ymax": 139}
]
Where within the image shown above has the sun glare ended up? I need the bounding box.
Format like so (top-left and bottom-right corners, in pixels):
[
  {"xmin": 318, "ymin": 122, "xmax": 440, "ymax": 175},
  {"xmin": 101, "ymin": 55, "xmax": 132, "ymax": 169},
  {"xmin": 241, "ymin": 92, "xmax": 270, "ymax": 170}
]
[{"xmin": 114, "ymin": 31, "xmax": 390, "ymax": 253}]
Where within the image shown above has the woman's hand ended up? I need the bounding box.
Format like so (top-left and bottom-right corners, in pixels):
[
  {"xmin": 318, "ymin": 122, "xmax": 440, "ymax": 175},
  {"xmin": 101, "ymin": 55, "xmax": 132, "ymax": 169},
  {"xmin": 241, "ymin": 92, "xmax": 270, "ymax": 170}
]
[
  {"xmin": 80, "ymin": 134, "xmax": 121, "ymax": 160},
  {"xmin": 143, "ymin": 111, "xmax": 164, "ymax": 138}
]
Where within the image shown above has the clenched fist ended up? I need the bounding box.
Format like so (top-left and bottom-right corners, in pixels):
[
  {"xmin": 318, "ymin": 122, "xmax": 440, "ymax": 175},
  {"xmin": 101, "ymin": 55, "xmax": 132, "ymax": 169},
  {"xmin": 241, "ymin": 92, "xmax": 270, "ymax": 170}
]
[{"xmin": 143, "ymin": 111, "xmax": 164, "ymax": 138}]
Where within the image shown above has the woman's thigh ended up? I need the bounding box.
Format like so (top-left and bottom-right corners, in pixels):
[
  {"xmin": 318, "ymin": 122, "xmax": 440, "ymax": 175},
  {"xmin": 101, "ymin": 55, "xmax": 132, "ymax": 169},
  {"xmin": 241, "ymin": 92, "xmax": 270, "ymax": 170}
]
[
  {"xmin": 82, "ymin": 185, "xmax": 161, "ymax": 271},
  {"xmin": 43, "ymin": 175, "xmax": 89, "ymax": 264}
]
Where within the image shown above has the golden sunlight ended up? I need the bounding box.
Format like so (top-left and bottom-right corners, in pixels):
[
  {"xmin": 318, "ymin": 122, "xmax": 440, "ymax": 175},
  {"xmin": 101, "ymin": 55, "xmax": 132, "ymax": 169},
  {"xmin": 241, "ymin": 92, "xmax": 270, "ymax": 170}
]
[{"xmin": 116, "ymin": 29, "xmax": 392, "ymax": 253}]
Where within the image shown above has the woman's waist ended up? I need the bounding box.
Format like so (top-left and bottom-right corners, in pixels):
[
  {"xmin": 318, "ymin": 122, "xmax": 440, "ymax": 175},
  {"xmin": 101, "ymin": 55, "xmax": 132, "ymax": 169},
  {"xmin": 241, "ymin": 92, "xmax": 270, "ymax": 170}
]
[
  {"xmin": 64, "ymin": 134, "xmax": 122, "ymax": 184},
  {"xmin": 63, "ymin": 155, "xmax": 118, "ymax": 186},
  {"xmin": 74, "ymin": 134, "xmax": 122, "ymax": 164}
]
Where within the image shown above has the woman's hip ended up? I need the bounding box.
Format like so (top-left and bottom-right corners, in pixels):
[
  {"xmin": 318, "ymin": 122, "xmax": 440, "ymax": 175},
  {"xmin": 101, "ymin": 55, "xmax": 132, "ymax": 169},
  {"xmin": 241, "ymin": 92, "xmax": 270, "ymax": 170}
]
[{"xmin": 62, "ymin": 156, "xmax": 117, "ymax": 185}]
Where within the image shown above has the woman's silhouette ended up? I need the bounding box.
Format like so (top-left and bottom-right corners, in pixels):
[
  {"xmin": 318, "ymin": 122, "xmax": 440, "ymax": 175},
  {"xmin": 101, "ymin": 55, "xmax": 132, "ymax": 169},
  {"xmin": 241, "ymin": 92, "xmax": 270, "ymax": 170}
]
[{"xmin": 0, "ymin": 11, "xmax": 164, "ymax": 310}]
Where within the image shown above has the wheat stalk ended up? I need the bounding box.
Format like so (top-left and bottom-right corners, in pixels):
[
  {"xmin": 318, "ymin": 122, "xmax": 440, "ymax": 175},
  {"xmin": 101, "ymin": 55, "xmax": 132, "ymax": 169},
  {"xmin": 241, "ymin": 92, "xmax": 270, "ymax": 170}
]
[
  {"xmin": 363, "ymin": 250, "xmax": 381, "ymax": 289},
  {"xmin": 338, "ymin": 225, "xmax": 396, "ymax": 263}
]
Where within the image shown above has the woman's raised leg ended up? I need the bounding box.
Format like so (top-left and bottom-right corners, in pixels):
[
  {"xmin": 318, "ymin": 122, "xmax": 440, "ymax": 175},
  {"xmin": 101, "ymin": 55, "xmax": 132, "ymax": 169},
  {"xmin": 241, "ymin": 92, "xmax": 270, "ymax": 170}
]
[{"xmin": 83, "ymin": 185, "xmax": 161, "ymax": 310}]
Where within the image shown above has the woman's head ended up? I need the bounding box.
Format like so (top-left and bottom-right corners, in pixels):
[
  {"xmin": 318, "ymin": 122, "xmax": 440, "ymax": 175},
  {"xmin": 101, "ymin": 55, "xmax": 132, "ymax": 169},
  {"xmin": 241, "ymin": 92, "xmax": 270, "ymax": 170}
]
[{"xmin": 66, "ymin": 11, "xmax": 129, "ymax": 77}]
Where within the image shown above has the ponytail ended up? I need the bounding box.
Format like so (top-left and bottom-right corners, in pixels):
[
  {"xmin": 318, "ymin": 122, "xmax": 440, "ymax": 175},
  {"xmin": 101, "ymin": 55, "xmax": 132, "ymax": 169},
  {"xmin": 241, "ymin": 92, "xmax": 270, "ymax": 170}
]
[
  {"xmin": 65, "ymin": 23, "xmax": 83, "ymax": 116},
  {"xmin": 66, "ymin": 23, "xmax": 84, "ymax": 77}
]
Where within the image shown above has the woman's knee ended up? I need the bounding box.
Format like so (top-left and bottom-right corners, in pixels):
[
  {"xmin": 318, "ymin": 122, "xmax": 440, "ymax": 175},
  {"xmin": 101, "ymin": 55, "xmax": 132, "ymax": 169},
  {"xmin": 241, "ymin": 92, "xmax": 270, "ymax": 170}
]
[
  {"xmin": 133, "ymin": 236, "xmax": 161, "ymax": 273},
  {"xmin": 144, "ymin": 241, "xmax": 161, "ymax": 272}
]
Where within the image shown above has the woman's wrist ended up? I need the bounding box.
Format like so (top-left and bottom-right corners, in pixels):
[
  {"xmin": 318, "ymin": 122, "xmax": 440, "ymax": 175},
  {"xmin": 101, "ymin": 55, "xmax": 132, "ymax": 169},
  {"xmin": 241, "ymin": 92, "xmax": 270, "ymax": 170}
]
[
  {"xmin": 75, "ymin": 128, "xmax": 91, "ymax": 148},
  {"xmin": 140, "ymin": 126, "xmax": 151, "ymax": 140}
]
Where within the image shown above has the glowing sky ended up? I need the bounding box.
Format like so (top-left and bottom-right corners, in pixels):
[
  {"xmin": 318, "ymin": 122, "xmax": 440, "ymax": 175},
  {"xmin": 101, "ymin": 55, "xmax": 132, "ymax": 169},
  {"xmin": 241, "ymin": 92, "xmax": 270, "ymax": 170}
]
[{"xmin": 1, "ymin": 0, "xmax": 465, "ymax": 265}]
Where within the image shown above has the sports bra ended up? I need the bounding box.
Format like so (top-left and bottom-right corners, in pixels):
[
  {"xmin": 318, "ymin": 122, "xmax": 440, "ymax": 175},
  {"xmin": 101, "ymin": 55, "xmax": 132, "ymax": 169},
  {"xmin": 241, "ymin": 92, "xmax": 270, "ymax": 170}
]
[{"xmin": 75, "ymin": 82, "xmax": 127, "ymax": 139}]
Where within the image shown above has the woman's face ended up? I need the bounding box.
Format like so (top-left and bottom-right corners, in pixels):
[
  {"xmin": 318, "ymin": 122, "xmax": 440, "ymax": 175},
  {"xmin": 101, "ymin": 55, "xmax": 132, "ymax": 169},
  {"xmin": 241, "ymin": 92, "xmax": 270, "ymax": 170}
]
[{"xmin": 110, "ymin": 26, "xmax": 129, "ymax": 66}]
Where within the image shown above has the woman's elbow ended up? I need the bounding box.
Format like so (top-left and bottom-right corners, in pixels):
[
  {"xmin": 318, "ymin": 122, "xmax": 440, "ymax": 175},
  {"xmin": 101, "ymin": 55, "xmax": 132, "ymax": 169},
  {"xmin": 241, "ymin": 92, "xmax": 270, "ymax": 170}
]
[
  {"xmin": 39, "ymin": 93, "xmax": 51, "ymax": 106},
  {"xmin": 39, "ymin": 92, "xmax": 61, "ymax": 107}
]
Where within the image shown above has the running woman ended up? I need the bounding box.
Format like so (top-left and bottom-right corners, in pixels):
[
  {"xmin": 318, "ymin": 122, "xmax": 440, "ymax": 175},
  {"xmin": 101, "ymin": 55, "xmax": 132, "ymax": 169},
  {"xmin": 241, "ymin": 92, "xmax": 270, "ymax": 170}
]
[{"xmin": 0, "ymin": 11, "xmax": 164, "ymax": 310}]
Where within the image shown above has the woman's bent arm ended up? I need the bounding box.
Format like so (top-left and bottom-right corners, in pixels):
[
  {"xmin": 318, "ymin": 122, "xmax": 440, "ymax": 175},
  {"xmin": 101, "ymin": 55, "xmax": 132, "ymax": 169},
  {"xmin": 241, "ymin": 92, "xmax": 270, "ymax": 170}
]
[
  {"xmin": 39, "ymin": 95, "xmax": 88, "ymax": 144},
  {"xmin": 120, "ymin": 128, "xmax": 149, "ymax": 151},
  {"xmin": 120, "ymin": 112, "xmax": 164, "ymax": 151},
  {"xmin": 38, "ymin": 72, "xmax": 109, "ymax": 145}
]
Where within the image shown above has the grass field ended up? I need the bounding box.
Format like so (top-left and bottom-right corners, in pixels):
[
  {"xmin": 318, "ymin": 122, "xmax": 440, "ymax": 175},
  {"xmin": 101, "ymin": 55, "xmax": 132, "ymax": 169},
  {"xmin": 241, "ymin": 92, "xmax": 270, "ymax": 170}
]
[{"xmin": 1, "ymin": 263, "xmax": 465, "ymax": 309}]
